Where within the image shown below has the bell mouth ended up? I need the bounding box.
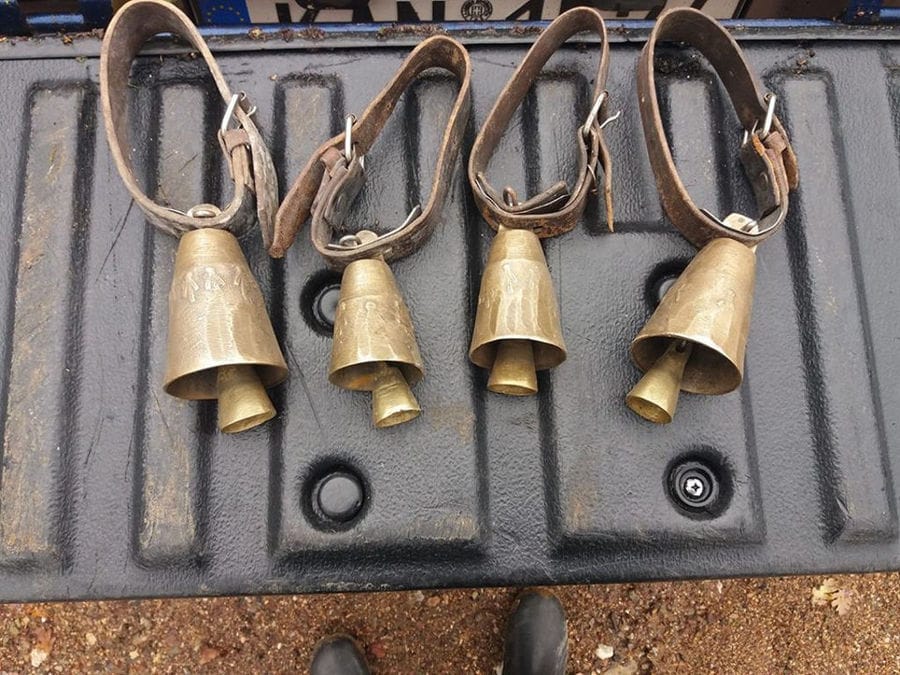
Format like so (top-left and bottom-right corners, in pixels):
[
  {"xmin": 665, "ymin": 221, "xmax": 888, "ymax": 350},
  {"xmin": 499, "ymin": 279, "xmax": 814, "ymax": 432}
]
[
  {"xmin": 164, "ymin": 362, "xmax": 287, "ymax": 400},
  {"xmin": 469, "ymin": 337, "xmax": 566, "ymax": 373},
  {"xmin": 375, "ymin": 408, "xmax": 421, "ymax": 428},
  {"xmin": 625, "ymin": 393, "xmax": 674, "ymax": 424},
  {"xmin": 329, "ymin": 360, "xmax": 424, "ymax": 391},
  {"xmin": 630, "ymin": 335, "xmax": 742, "ymax": 395},
  {"xmin": 220, "ymin": 409, "xmax": 276, "ymax": 434}
]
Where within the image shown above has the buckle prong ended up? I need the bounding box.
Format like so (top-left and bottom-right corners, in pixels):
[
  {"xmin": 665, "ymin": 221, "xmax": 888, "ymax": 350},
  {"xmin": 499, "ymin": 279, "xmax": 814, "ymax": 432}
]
[
  {"xmin": 581, "ymin": 90, "xmax": 621, "ymax": 139},
  {"xmin": 343, "ymin": 113, "xmax": 366, "ymax": 170},
  {"xmin": 220, "ymin": 92, "xmax": 255, "ymax": 135},
  {"xmin": 741, "ymin": 93, "xmax": 777, "ymax": 147}
]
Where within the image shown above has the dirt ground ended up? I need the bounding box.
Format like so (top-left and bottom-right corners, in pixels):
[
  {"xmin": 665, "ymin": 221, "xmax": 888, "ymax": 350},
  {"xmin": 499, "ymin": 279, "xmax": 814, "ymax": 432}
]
[{"xmin": 0, "ymin": 573, "xmax": 896, "ymax": 673}]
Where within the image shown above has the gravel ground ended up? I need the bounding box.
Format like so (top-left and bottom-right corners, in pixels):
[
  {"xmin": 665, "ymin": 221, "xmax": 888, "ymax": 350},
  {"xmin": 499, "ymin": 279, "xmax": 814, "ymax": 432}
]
[{"xmin": 0, "ymin": 573, "xmax": 896, "ymax": 672}]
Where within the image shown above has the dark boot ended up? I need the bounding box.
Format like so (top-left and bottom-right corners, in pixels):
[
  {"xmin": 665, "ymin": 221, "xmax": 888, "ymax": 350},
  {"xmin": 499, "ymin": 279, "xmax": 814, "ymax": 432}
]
[
  {"xmin": 310, "ymin": 635, "xmax": 371, "ymax": 675},
  {"xmin": 501, "ymin": 590, "xmax": 568, "ymax": 675}
]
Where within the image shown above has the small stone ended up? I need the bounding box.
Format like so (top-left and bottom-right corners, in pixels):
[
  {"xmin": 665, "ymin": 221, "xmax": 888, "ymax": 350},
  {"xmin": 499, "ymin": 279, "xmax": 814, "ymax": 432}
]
[
  {"xmin": 85, "ymin": 632, "xmax": 97, "ymax": 646},
  {"xmin": 199, "ymin": 645, "xmax": 220, "ymax": 665},
  {"xmin": 595, "ymin": 644, "xmax": 614, "ymax": 660},
  {"xmin": 30, "ymin": 648, "xmax": 49, "ymax": 668},
  {"xmin": 412, "ymin": 590, "xmax": 425, "ymax": 603},
  {"xmin": 603, "ymin": 661, "xmax": 639, "ymax": 675},
  {"xmin": 129, "ymin": 650, "xmax": 139, "ymax": 660},
  {"xmin": 426, "ymin": 595, "xmax": 441, "ymax": 608}
]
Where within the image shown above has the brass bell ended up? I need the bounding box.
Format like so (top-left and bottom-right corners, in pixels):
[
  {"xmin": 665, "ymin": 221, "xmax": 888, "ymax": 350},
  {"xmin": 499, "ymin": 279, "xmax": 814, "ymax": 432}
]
[
  {"xmin": 469, "ymin": 225, "xmax": 566, "ymax": 395},
  {"xmin": 626, "ymin": 236, "xmax": 756, "ymax": 423},
  {"xmin": 329, "ymin": 249, "xmax": 424, "ymax": 429},
  {"xmin": 164, "ymin": 226, "xmax": 288, "ymax": 433}
]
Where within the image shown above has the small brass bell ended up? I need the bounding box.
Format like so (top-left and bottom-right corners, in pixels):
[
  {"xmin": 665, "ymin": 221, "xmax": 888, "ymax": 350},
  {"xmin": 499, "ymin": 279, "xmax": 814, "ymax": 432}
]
[
  {"xmin": 164, "ymin": 221, "xmax": 288, "ymax": 433},
  {"xmin": 626, "ymin": 235, "xmax": 756, "ymax": 423},
  {"xmin": 469, "ymin": 225, "xmax": 566, "ymax": 395},
  {"xmin": 329, "ymin": 232, "xmax": 424, "ymax": 428}
]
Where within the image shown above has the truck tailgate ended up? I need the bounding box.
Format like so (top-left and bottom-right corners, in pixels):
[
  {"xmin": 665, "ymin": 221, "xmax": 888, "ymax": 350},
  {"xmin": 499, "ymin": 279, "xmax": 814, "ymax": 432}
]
[{"xmin": 0, "ymin": 26, "xmax": 898, "ymax": 600}]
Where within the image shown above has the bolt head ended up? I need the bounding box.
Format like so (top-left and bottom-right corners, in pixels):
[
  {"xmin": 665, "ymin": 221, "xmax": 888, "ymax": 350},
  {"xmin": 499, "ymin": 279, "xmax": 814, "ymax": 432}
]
[{"xmin": 683, "ymin": 476, "xmax": 706, "ymax": 498}]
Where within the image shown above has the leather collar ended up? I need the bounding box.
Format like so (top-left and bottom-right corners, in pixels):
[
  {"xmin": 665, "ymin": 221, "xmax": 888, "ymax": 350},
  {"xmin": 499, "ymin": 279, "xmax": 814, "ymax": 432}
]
[
  {"xmin": 100, "ymin": 0, "xmax": 278, "ymax": 241},
  {"xmin": 271, "ymin": 35, "xmax": 472, "ymax": 268},
  {"xmin": 637, "ymin": 7, "xmax": 799, "ymax": 248},
  {"xmin": 468, "ymin": 7, "xmax": 615, "ymax": 238}
]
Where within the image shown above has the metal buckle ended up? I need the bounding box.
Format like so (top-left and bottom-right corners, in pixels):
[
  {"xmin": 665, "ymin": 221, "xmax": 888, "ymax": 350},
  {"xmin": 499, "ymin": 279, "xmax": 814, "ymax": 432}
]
[
  {"xmin": 344, "ymin": 113, "xmax": 366, "ymax": 170},
  {"xmin": 703, "ymin": 94, "xmax": 778, "ymax": 236},
  {"xmin": 741, "ymin": 93, "xmax": 777, "ymax": 147},
  {"xmin": 326, "ymin": 204, "xmax": 422, "ymax": 250},
  {"xmin": 581, "ymin": 90, "xmax": 622, "ymax": 140},
  {"xmin": 220, "ymin": 92, "xmax": 256, "ymax": 135}
]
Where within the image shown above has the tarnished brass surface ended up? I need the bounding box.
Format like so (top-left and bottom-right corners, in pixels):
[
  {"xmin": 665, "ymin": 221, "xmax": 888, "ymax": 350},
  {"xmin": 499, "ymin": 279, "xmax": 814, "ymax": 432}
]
[
  {"xmin": 626, "ymin": 341, "xmax": 692, "ymax": 424},
  {"xmin": 487, "ymin": 339, "xmax": 538, "ymax": 396},
  {"xmin": 469, "ymin": 226, "xmax": 566, "ymax": 395},
  {"xmin": 329, "ymin": 256, "xmax": 424, "ymax": 427},
  {"xmin": 216, "ymin": 365, "xmax": 276, "ymax": 433},
  {"xmin": 163, "ymin": 228, "xmax": 288, "ymax": 432},
  {"xmin": 630, "ymin": 237, "xmax": 756, "ymax": 397},
  {"xmin": 371, "ymin": 363, "xmax": 422, "ymax": 428}
]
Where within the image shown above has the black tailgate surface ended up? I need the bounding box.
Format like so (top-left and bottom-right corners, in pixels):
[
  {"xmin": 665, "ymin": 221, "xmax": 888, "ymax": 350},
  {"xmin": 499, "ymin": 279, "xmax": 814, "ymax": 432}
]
[{"xmin": 0, "ymin": 27, "xmax": 899, "ymax": 601}]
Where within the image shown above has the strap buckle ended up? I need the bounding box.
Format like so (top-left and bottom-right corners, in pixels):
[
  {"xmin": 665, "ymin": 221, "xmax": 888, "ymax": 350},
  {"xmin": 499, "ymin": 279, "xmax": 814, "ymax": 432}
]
[
  {"xmin": 343, "ymin": 114, "xmax": 366, "ymax": 171},
  {"xmin": 705, "ymin": 93, "xmax": 781, "ymax": 237},
  {"xmin": 220, "ymin": 91, "xmax": 257, "ymax": 135},
  {"xmin": 740, "ymin": 93, "xmax": 777, "ymax": 147},
  {"xmin": 581, "ymin": 90, "xmax": 622, "ymax": 140},
  {"xmin": 217, "ymin": 91, "xmax": 257, "ymax": 165}
]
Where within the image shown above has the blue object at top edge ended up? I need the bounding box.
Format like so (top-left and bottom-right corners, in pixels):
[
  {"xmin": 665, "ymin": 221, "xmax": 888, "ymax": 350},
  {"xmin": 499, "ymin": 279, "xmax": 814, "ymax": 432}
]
[{"xmin": 0, "ymin": 0, "xmax": 896, "ymax": 38}]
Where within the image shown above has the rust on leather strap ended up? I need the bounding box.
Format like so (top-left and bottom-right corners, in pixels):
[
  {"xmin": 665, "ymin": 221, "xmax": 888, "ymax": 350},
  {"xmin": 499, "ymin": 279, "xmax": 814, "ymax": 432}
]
[
  {"xmin": 636, "ymin": 6, "xmax": 800, "ymax": 249},
  {"xmin": 468, "ymin": 7, "xmax": 615, "ymax": 238},
  {"xmin": 271, "ymin": 35, "xmax": 472, "ymax": 267}
]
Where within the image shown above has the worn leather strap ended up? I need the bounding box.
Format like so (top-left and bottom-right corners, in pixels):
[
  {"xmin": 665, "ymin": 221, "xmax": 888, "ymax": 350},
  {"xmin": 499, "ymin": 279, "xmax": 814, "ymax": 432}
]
[
  {"xmin": 637, "ymin": 7, "xmax": 799, "ymax": 249},
  {"xmin": 468, "ymin": 7, "xmax": 614, "ymax": 238},
  {"xmin": 271, "ymin": 35, "xmax": 472, "ymax": 267},
  {"xmin": 100, "ymin": 0, "xmax": 278, "ymax": 241}
]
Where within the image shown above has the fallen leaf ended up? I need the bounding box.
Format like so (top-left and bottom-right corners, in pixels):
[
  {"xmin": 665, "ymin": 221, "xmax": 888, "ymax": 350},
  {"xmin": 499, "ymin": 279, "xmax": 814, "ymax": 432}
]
[
  {"xmin": 31, "ymin": 625, "xmax": 54, "ymax": 668},
  {"xmin": 368, "ymin": 641, "xmax": 386, "ymax": 659},
  {"xmin": 812, "ymin": 578, "xmax": 852, "ymax": 615},
  {"xmin": 812, "ymin": 578, "xmax": 838, "ymax": 606},
  {"xmin": 199, "ymin": 645, "xmax": 220, "ymax": 665},
  {"xmin": 832, "ymin": 589, "xmax": 853, "ymax": 616}
]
